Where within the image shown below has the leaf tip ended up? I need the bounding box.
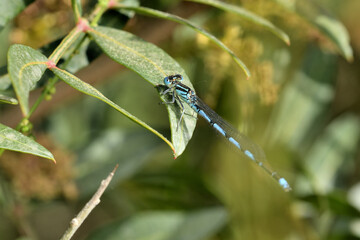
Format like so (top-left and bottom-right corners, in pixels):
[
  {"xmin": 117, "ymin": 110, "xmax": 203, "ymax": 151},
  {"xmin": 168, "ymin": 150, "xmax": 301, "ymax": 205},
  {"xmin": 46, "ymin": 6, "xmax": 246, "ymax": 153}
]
[
  {"xmin": 11, "ymin": 99, "xmax": 19, "ymax": 105},
  {"xmin": 46, "ymin": 153, "xmax": 56, "ymax": 163},
  {"xmin": 234, "ymin": 58, "xmax": 251, "ymax": 79},
  {"xmin": 285, "ymin": 38, "xmax": 291, "ymax": 46},
  {"xmin": 347, "ymin": 55, "xmax": 354, "ymax": 63}
]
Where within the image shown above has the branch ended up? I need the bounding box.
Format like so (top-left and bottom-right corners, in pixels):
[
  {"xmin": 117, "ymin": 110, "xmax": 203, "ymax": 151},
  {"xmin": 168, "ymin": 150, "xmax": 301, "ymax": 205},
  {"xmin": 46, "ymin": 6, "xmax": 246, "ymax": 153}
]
[{"xmin": 60, "ymin": 164, "xmax": 118, "ymax": 240}]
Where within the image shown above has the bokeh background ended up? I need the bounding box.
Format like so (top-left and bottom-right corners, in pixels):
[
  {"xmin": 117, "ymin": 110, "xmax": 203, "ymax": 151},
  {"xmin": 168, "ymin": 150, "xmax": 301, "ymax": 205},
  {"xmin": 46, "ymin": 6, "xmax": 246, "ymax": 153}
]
[{"xmin": 1, "ymin": 0, "xmax": 360, "ymax": 239}]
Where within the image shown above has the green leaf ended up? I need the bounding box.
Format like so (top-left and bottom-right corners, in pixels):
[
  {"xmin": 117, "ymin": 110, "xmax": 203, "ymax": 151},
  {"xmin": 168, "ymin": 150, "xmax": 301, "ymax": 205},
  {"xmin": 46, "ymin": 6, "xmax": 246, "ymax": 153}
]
[
  {"xmin": 87, "ymin": 26, "xmax": 197, "ymax": 157},
  {"xmin": 87, "ymin": 207, "xmax": 227, "ymax": 240},
  {"xmin": 304, "ymin": 191, "xmax": 360, "ymax": 217},
  {"xmin": 304, "ymin": 114, "xmax": 360, "ymax": 194},
  {"xmin": 185, "ymin": 0, "xmax": 290, "ymax": 45},
  {"xmin": 117, "ymin": 0, "xmax": 139, "ymax": 18},
  {"xmin": 76, "ymin": 129, "xmax": 163, "ymax": 196},
  {"xmin": 314, "ymin": 16, "xmax": 353, "ymax": 62},
  {"xmin": 50, "ymin": 67, "xmax": 176, "ymax": 156},
  {"xmin": 274, "ymin": 0, "xmax": 353, "ymax": 61},
  {"xmin": 0, "ymin": 73, "xmax": 11, "ymax": 90},
  {"xmin": 171, "ymin": 207, "xmax": 228, "ymax": 240},
  {"xmin": 115, "ymin": 5, "xmax": 251, "ymax": 77},
  {"xmin": 63, "ymin": 36, "xmax": 90, "ymax": 73},
  {"xmin": 0, "ymin": 67, "xmax": 17, "ymax": 104},
  {"xmin": 0, "ymin": 0, "xmax": 35, "ymax": 32},
  {"xmin": 88, "ymin": 26, "xmax": 192, "ymax": 87},
  {"xmin": 8, "ymin": 44, "xmax": 48, "ymax": 116},
  {"xmin": 266, "ymin": 46, "xmax": 336, "ymax": 149},
  {"xmin": 0, "ymin": 123, "xmax": 54, "ymax": 161},
  {"xmin": 0, "ymin": 94, "xmax": 18, "ymax": 104}
]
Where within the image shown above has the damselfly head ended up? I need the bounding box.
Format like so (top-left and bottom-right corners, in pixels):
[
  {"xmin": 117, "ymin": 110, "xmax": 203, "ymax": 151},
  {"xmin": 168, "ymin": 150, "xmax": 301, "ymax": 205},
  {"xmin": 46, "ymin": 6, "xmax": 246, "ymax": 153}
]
[{"xmin": 164, "ymin": 74, "xmax": 183, "ymax": 86}]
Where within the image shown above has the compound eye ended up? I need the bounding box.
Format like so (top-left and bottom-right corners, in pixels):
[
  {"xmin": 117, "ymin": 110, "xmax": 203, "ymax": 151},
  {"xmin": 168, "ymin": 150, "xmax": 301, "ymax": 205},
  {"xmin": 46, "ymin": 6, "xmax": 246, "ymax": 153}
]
[{"xmin": 164, "ymin": 76, "xmax": 171, "ymax": 85}]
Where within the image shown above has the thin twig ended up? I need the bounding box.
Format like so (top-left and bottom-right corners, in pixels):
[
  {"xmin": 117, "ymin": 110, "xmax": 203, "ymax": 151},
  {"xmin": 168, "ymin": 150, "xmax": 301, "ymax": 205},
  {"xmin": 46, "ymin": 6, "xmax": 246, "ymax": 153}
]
[{"xmin": 60, "ymin": 164, "xmax": 119, "ymax": 240}]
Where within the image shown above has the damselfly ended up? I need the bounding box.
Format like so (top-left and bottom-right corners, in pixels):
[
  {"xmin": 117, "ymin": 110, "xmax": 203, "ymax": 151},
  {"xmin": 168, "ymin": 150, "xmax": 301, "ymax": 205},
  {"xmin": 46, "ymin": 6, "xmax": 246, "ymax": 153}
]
[{"xmin": 160, "ymin": 74, "xmax": 291, "ymax": 192}]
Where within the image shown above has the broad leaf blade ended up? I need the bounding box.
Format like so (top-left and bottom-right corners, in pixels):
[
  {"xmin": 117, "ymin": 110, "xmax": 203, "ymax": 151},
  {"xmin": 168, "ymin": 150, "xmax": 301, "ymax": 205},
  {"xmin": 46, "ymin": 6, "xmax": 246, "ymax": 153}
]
[
  {"xmin": 8, "ymin": 44, "xmax": 48, "ymax": 116},
  {"xmin": 117, "ymin": 0, "xmax": 140, "ymax": 18},
  {"xmin": 314, "ymin": 16, "xmax": 353, "ymax": 62},
  {"xmin": 76, "ymin": 129, "xmax": 164, "ymax": 196},
  {"xmin": 116, "ymin": 5, "xmax": 251, "ymax": 77},
  {"xmin": 186, "ymin": 0, "xmax": 290, "ymax": 45},
  {"xmin": 88, "ymin": 26, "xmax": 192, "ymax": 86},
  {"xmin": 0, "ymin": 94, "xmax": 18, "ymax": 105},
  {"xmin": 87, "ymin": 207, "xmax": 227, "ymax": 240},
  {"xmin": 304, "ymin": 114, "xmax": 360, "ymax": 194},
  {"xmin": 0, "ymin": 74, "xmax": 11, "ymax": 90},
  {"xmin": 62, "ymin": 34, "xmax": 90, "ymax": 73},
  {"xmin": 87, "ymin": 26, "xmax": 196, "ymax": 157},
  {"xmin": 88, "ymin": 212, "xmax": 184, "ymax": 240},
  {"xmin": 0, "ymin": 0, "xmax": 35, "ymax": 32},
  {"xmin": 274, "ymin": 0, "xmax": 353, "ymax": 61},
  {"xmin": 170, "ymin": 207, "xmax": 228, "ymax": 240},
  {"xmin": 0, "ymin": 123, "xmax": 54, "ymax": 161},
  {"xmin": 51, "ymin": 67, "xmax": 176, "ymax": 156}
]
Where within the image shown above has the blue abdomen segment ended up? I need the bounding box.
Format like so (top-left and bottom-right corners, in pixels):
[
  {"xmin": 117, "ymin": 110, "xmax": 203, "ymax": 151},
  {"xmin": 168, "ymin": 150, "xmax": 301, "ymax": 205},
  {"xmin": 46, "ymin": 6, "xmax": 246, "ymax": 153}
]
[
  {"xmin": 229, "ymin": 137, "xmax": 241, "ymax": 149},
  {"xmin": 244, "ymin": 150, "xmax": 255, "ymax": 161},
  {"xmin": 279, "ymin": 178, "xmax": 290, "ymax": 190},
  {"xmin": 198, "ymin": 110, "xmax": 211, "ymax": 123}
]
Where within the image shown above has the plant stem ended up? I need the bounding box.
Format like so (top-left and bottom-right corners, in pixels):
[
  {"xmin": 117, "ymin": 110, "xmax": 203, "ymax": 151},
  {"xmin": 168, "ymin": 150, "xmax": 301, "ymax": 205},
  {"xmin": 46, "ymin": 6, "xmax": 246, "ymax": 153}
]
[
  {"xmin": 60, "ymin": 165, "xmax": 118, "ymax": 240},
  {"xmin": 17, "ymin": 0, "xmax": 111, "ymax": 129},
  {"xmin": 89, "ymin": 0, "xmax": 111, "ymax": 26},
  {"xmin": 23, "ymin": 34, "xmax": 87, "ymax": 122}
]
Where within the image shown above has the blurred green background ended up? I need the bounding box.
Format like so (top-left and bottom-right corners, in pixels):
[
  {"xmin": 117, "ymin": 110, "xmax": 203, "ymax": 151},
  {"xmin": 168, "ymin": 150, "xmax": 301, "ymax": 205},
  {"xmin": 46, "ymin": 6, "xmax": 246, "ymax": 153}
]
[{"xmin": 1, "ymin": 0, "xmax": 360, "ymax": 239}]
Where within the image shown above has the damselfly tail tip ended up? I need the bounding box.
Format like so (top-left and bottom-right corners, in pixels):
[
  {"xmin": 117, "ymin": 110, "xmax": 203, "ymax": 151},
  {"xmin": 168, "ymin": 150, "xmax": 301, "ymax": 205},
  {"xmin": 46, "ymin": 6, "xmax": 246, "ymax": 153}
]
[{"xmin": 279, "ymin": 178, "xmax": 292, "ymax": 192}]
